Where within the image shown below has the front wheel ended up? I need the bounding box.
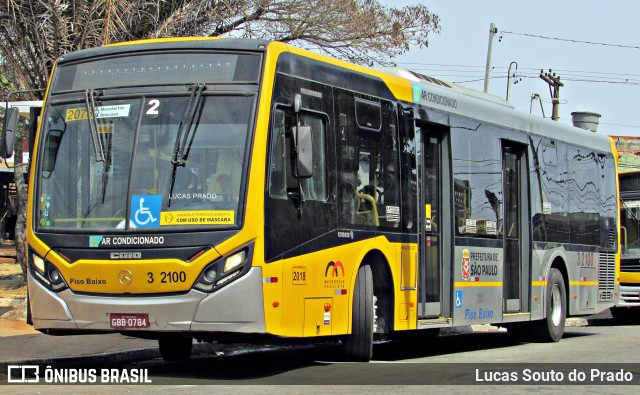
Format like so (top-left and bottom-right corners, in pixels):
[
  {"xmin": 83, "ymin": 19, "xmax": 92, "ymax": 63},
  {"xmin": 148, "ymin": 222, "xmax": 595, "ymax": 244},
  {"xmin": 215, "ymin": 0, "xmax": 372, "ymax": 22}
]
[
  {"xmin": 342, "ymin": 264, "xmax": 374, "ymax": 361},
  {"xmin": 531, "ymin": 268, "xmax": 566, "ymax": 342},
  {"xmin": 158, "ymin": 336, "xmax": 193, "ymax": 362}
]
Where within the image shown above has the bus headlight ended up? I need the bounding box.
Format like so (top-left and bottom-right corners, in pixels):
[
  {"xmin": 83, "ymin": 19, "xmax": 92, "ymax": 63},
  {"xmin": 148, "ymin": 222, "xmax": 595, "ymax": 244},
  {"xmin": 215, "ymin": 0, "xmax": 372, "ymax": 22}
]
[
  {"xmin": 29, "ymin": 250, "xmax": 68, "ymax": 292},
  {"xmin": 223, "ymin": 250, "xmax": 246, "ymax": 273},
  {"xmin": 193, "ymin": 244, "xmax": 253, "ymax": 293},
  {"xmin": 32, "ymin": 254, "xmax": 46, "ymax": 273}
]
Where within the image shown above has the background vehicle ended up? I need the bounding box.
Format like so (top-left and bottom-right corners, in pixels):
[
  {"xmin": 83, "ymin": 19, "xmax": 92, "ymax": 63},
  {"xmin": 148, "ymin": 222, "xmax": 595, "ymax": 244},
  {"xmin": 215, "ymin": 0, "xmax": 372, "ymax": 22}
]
[
  {"xmin": 614, "ymin": 169, "xmax": 640, "ymax": 321},
  {"xmin": 1, "ymin": 38, "xmax": 619, "ymax": 362}
]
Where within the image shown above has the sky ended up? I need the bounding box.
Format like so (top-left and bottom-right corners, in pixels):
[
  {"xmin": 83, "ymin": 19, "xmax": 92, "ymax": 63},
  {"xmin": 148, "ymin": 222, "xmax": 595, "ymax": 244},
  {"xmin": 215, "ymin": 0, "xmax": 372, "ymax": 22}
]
[{"xmin": 386, "ymin": 0, "xmax": 640, "ymax": 136}]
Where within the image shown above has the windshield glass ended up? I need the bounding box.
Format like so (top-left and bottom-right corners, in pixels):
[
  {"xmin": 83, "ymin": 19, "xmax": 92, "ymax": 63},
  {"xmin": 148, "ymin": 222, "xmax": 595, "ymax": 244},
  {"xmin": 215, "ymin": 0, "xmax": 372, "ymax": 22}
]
[
  {"xmin": 37, "ymin": 94, "xmax": 252, "ymax": 231},
  {"xmin": 621, "ymin": 198, "xmax": 640, "ymax": 256}
]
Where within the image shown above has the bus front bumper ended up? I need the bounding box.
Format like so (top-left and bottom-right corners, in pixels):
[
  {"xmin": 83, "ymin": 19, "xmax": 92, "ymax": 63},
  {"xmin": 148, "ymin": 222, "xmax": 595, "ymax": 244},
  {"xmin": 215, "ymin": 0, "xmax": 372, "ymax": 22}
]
[
  {"xmin": 618, "ymin": 272, "xmax": 640, "ymax": 307},
  {"xmin": 28, "ymin": 267, "xmax": 266, "ymax": 334},
  {"xmin": 617, "ymin": 284, "xmax": 640, "ymax": 307}
]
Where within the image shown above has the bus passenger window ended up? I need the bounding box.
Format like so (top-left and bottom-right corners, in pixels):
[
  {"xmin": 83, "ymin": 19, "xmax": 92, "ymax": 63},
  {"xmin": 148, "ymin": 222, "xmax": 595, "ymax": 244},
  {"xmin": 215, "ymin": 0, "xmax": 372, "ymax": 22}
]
[
  {"xmin": 336, "ymin": 92, "xmax": 399, "ymax": 229},
  {"xmin": 268, "ymin": 109, "xmax": 327, "ymax": 202}
]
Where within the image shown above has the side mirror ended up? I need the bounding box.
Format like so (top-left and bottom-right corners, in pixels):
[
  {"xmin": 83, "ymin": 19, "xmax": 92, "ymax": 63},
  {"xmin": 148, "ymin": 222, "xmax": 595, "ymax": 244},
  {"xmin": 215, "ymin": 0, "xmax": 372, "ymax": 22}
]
[
  {"xmin": 1, "ymin": 107, "xmax": 19, "ymax": 158},
  {"xmin": 294, "ymin": 94, "xmax": 302, "ymax": 114},
  {"xmin": 292, "ymin": 126, "xmax": 313, "ymax": 178}
]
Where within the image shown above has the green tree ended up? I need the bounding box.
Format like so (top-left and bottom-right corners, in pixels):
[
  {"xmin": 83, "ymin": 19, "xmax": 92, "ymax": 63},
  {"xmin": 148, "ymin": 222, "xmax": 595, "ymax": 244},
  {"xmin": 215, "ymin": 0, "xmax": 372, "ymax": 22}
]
[{"xmin": 0, "ymin": 0, "xmax": 440, "ymax": 93}]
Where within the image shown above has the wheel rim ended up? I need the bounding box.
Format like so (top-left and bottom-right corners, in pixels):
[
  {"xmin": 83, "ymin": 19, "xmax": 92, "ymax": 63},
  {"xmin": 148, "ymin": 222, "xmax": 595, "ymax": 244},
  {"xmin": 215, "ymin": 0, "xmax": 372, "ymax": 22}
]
[
  {"xmin": 550, "ymin": 284, "xmax": 563, "ymax": 326},
  {"xmin": 372, "ymin": 295, "xmax": 378, "ymax": 333}
]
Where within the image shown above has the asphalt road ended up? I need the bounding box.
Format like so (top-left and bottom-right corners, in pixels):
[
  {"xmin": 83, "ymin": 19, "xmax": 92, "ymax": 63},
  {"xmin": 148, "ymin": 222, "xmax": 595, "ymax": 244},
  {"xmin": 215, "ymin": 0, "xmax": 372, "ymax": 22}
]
[{"xmin": 2, "ymin": 312, "xmax": 638, "ymax": 393}]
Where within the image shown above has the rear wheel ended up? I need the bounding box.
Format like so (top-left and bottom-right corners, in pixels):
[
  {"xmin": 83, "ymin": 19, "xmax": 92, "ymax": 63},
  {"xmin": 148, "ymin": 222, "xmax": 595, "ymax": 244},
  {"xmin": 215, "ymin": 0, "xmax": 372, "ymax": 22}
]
[
  {"xmin": 342, "ymin": 264, "xmax": 374, "ymax": 361},
  {"xmin": 158, "ymin": 336, "xmax": 193, "ymax": 362},
  {"xmin": 531, "ymin": 268, "xmax": 566, "ymax": 342}
]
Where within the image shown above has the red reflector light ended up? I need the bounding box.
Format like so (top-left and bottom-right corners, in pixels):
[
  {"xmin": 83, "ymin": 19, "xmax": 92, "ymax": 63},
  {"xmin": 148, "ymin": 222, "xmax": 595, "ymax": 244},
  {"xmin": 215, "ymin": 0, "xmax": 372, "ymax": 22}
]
[
  {"xmin": 324, "ymin": 303, "xmax": 331, "ymax": 312},
  {"xmin": 263, "ymin": 277, "xmax": 278, "ymax": 283}
]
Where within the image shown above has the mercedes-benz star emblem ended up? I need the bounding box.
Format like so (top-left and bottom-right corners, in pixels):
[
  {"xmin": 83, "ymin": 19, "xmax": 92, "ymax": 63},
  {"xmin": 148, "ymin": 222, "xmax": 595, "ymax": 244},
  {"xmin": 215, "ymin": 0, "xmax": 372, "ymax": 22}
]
[{"xmin": 118, "ymin": 269, "xmax": 133, "ymax": 286}]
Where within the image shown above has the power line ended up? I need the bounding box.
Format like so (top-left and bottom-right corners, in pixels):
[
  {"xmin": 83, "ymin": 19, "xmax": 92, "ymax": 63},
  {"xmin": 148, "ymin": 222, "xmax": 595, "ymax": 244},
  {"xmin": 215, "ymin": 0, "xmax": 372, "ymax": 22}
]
[
  {"xmin": 447, "ymin": 75, "xmax": 640, "ymax": 86},
  {"xmin": 601, "ymin": 122, "xmax": 640, "ymax": 130},
  {"xmin": 396, "ymin": 63, "xmax": 640, "ymax": 77},
  {"xmin": 501, "ymin": 31, "xmax": 640, "ymax": 50}
]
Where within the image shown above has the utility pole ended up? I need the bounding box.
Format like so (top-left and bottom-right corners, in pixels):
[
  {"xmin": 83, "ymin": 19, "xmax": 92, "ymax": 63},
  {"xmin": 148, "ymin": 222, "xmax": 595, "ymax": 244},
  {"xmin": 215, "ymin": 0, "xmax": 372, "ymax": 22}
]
[
  {"xmin": 483, "ymin": 23, "xmax": 498, "ymax": 93},
  {"xmin": 506, "ymin": 61, "xmax": 521, "ymax": 102},
  {"xmin": 539, "ymin": 69, "xmax": 563, "ymax": 121}
]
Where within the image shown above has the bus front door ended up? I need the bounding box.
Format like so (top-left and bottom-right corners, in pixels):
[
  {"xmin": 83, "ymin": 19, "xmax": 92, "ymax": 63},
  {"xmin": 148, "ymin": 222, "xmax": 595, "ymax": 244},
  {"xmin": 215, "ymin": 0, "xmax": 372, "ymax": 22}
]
[{"xmin": 502, "ymin": 143, "xmax": 531, "ymax": 314}]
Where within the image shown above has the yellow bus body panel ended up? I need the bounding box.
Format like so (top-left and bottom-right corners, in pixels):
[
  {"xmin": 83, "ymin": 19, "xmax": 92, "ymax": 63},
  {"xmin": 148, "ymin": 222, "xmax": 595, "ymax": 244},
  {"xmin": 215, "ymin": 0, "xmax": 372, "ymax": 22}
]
[{"xmin": 620, "ymin": 271, "xmax": 640, "ymax": 284}]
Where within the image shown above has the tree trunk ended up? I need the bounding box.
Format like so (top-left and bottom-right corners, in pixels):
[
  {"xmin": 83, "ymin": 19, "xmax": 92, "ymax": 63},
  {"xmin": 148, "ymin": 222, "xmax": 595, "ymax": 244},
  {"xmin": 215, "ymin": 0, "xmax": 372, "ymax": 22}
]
[{"xmin": 13, "ymin": 134, "xmax": 27, "ymax": 284}]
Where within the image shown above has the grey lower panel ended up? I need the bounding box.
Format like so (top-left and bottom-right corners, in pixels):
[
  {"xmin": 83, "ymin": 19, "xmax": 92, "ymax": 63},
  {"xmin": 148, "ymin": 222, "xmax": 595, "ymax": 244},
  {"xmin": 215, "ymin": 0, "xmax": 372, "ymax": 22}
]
[
  {"xmin": 29, "ymin": 267, "xmax": 266, "ymax": 333},
  {"xmin": 192, "ymin": 266, "xmax": 266, "ymax": 332}
]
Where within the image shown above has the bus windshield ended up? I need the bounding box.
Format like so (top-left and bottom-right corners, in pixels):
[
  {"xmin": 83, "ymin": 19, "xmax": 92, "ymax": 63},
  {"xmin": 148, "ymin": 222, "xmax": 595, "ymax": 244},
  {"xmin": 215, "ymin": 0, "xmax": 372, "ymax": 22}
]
[
  {"xmin": 37, "ymin": 94, "xmax": 253, "ymax": 231},
  {"xmin": 621, "ymin": 198, "xmax": 640, "ymax": 257}
]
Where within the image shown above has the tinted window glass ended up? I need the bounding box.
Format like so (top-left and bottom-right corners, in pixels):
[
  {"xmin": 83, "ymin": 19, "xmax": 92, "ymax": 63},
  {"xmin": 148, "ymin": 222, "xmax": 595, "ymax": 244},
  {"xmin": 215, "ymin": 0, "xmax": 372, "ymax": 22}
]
[
  {"xmin": 268, "ymin": 110, "xmax": 327, "ymax": 202},
  {"xmin": 336, "ymin": 90, "xmax": 400, "ymax": 230},
  {"xmin": 451, "ymin": 119, "xmax": 501, "ymax": 238},
  {"xmin": 355, "ymin": 98, "xmax": 381, "ymax": 132}
]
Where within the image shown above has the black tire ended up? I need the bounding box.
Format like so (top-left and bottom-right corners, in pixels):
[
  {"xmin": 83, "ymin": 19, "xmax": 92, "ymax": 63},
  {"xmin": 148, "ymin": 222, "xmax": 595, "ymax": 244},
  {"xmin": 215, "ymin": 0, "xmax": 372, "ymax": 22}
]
[
  {"xmin": 342, "ymin": 264, "xmax": 374, "ymax": 362},
  {"xmin": 531, "ymin": 268, "xmax": 566, "ymax": 342},
  {"xmin": 26, "ymin": 290, "xmax": 32, "ymax": 325},
  {"xmin": 158, "ymin": 336, "xmax": 193, "ymax": 362}
]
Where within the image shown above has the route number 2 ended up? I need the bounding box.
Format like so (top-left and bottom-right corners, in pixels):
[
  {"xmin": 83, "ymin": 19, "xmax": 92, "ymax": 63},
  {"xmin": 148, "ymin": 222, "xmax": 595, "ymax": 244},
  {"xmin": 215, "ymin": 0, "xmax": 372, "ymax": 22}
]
[{"xmin": 146, "ymin": 99, "xmax": 160, "ymax": 115}]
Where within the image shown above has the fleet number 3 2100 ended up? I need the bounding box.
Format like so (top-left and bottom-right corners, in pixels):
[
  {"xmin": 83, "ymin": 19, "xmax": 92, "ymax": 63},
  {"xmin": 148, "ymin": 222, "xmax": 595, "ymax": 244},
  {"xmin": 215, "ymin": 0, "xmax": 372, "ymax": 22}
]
[{"xmin": 146, "ymin": 271, "xmax": 187, "ymax": 284}]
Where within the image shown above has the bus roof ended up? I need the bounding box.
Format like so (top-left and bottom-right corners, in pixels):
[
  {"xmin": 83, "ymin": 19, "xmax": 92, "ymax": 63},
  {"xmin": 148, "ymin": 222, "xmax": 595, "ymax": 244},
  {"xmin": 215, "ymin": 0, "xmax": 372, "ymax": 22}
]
[
  {"xmin": 380, "ymin": 67, "xmax": 612, "ymax": 153},
  {"xmin": 57, "ymin": 37, "xmax": 270, "ymax": 64}
]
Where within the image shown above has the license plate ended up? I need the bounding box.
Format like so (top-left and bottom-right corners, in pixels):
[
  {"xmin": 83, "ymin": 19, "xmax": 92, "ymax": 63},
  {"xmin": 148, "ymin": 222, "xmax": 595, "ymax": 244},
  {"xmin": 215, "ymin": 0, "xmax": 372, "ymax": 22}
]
[{"xmin": 109, "ymin": 313, "xmax": 150, "ymax": 329}]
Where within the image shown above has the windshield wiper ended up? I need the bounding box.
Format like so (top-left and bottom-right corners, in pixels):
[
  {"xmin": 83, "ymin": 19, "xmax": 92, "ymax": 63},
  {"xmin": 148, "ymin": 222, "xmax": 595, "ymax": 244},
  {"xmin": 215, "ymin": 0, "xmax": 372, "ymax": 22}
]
[
  {"xmin": 84, "ymin": 89, "xmax": 111, "ymax": 204},
  {"xmin": 84, "ymin": 89, "xmax": 105, "ymax": 162},
  {"xmin": 172, "ymin": 83, "xmax": 206, "ymax": 166},
  {"xmin": 168, "ymin": 83, "xmax": 206, "ymax": 206}
]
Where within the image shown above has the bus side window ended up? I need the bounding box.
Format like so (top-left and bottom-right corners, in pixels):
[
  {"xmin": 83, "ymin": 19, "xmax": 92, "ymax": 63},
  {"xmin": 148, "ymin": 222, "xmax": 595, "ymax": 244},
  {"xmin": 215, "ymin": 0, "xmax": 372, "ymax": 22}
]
[
  {"xmin": 336, "ymin": 90, "xmax": 399, "ymax": 229},
  {"xmin": 268, "ymin": 110, "xmax": 293, "ymax": 199},
  {"xmin": 268, "ymin": 109, "xmax": 327, "ymax": 202}
]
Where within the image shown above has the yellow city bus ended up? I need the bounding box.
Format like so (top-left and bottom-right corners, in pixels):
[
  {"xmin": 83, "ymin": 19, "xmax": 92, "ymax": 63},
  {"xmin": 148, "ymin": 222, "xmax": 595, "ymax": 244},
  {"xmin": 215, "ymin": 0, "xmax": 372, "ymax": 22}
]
[
  {"xmin": 9, "ymin": 38, "xmax": 618, "ymax": 362},
  {"xmin": 614, "ymin": 169, "xmax": 640, "ymax": 321}
]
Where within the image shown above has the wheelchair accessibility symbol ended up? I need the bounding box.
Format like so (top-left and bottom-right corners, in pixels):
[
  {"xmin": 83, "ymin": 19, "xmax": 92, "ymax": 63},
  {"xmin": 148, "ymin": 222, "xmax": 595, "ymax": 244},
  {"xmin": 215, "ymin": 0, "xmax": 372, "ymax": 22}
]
[
  {"xmin": 455, "ymin": 290, "xmax": 463, "ymax": 309},
  {"xmin": 130, "ymin": 195, "xmax": 161, "ymax": 228}
]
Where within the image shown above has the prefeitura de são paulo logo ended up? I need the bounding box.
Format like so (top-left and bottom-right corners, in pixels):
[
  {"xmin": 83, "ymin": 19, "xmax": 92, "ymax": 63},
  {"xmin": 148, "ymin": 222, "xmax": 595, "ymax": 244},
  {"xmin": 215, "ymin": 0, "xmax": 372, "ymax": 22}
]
[{"xmin": 462, "ymin": 249, "xmax": 471, "ymax": 280}]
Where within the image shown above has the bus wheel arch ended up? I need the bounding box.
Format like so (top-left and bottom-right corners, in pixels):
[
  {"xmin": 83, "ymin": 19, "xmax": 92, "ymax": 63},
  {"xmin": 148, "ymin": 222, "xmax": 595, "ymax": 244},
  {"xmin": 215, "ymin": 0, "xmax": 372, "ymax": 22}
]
[
  {"xmin": 342, "ymin": 250, "xmax": 394, "ymax": 361},
  {"xmin": 532, "ymin": 259, "xmax": 568, "ymax": 342},
  {"xmin": 363, "ymin": 250, "xmax": 394, "ymax": 336}
]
